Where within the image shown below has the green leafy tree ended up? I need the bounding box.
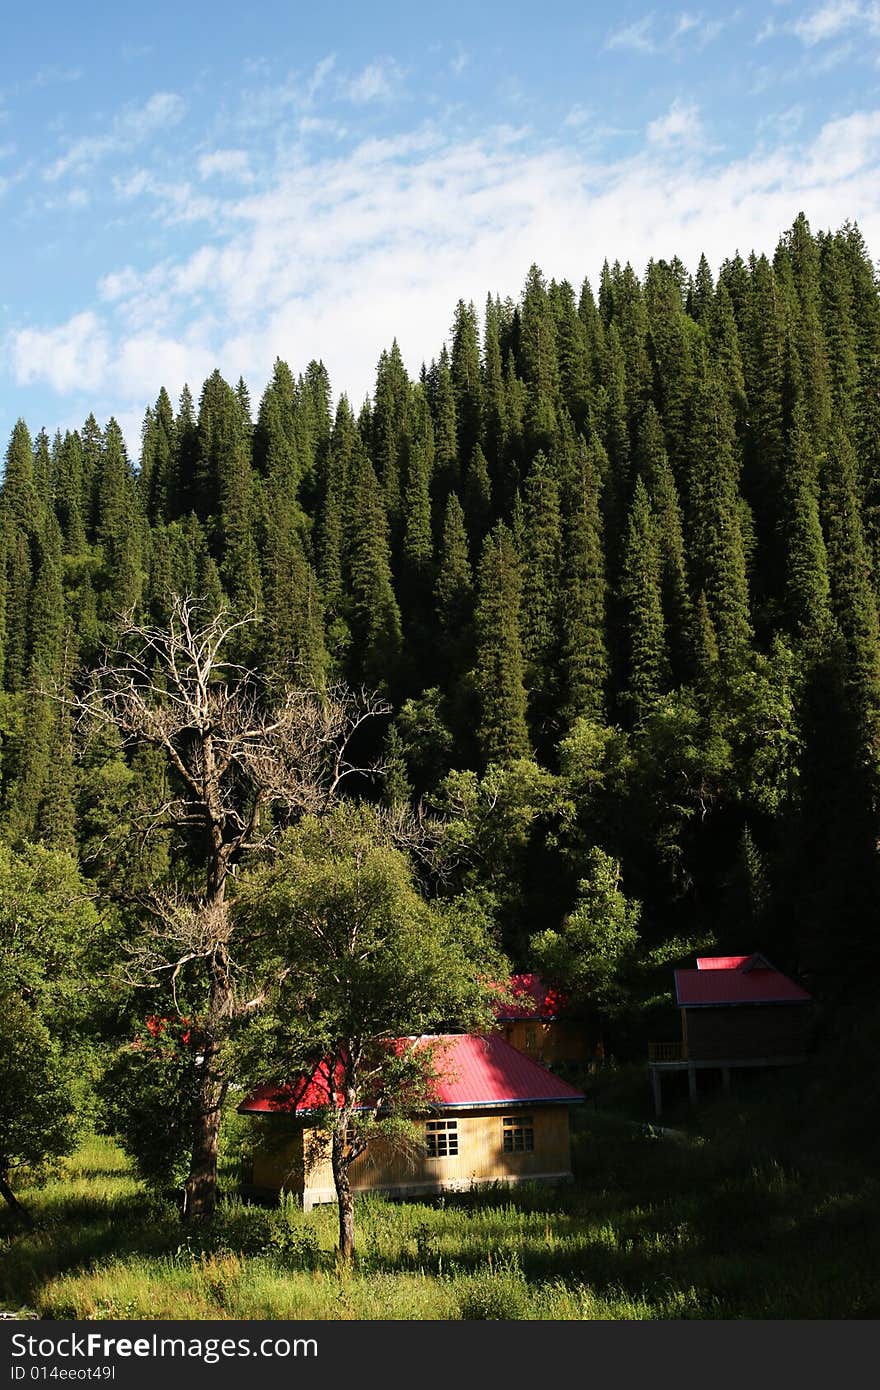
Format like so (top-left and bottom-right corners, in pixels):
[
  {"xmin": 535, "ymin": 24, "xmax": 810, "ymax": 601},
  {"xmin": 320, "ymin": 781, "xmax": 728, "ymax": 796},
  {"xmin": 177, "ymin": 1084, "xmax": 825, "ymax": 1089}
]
[
  {"xmin": 232, "ymin": 804, "xmax": 504, "ymax": 1260},
  {"xmin": 0, "ymin": 843, "xmax": 100, "ymax": 1214},
  {"xmin": 531, "ymin": 847, "xmax": 641, "ymax": 1018}
]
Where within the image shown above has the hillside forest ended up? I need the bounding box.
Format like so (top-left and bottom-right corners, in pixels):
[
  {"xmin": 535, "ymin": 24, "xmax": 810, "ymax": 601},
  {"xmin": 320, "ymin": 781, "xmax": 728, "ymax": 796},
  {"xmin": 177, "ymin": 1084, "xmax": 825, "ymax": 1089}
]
[{"xmin": 2, "ymin": 212, "xmax": 880, "ymax": 1227}]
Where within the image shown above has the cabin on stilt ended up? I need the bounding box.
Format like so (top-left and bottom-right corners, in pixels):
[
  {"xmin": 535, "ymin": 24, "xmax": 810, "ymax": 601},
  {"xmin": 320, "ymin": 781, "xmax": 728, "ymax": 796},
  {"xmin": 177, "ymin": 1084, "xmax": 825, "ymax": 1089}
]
[{"xmin": 648, "ymin": 953, "xmax": 813, "ymax": 1116}]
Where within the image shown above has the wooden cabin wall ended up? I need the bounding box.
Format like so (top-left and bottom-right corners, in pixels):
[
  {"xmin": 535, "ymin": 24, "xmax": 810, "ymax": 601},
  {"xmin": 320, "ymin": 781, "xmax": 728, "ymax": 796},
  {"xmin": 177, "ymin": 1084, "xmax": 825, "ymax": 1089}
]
[
  {"xmin": 250, "ymin": 1123, "xmax": 305, "ymax": 1194},
  {"xmin": 302, "ymin": 1106, "xmax": 573, "ymax": 1197},
  {"xmin": 501, "ymin": 1020, "xmax": 591, "ymax": 1064},
  {"xmin": 684, "ymin": 1005, "xmax": 812, "ymax": 1061}
]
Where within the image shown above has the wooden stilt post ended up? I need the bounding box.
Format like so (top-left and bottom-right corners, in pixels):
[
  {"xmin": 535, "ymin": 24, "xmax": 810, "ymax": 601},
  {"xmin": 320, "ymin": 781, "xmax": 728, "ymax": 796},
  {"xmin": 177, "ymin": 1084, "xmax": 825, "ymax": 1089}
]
[
  {"xmin": 688, "ymin": 1065, "xmax": 697, "ymax": 1104},
  {"xmin": 651, "ymin": 1067, "xmax": 663, "ymax": 1117}
]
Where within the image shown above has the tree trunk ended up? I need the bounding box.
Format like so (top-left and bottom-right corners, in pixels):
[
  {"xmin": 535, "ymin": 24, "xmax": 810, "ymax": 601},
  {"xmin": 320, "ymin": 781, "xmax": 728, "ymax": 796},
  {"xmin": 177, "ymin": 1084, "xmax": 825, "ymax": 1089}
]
[
  {"xmin": 331, "ymin": 1124, "xmax": 355, "ymax": 1262},
  {"xmin": 0, "ymin": 1165, "xmax": 32, "ymax": 1224},
  {"xmin": 183, "ymin": 1052, "xmax": 227, "ymax": 1220},
  {"xmin": 182, "ymin": 949, "xmax": 233, "ymax": 1221}
]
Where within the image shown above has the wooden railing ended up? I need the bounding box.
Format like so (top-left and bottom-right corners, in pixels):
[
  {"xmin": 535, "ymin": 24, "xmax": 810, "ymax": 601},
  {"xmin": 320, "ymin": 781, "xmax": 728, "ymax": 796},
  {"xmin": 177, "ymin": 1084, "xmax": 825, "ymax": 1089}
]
[{"xmin": 648, "ymin": 1040, "xmax": 687, "ymax": 1063}]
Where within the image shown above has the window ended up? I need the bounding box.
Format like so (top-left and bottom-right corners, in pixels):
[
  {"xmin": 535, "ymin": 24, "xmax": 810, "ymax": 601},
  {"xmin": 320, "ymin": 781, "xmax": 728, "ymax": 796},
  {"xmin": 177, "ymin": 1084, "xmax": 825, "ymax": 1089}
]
[
  {"xmin": 502, "ymin": 1115, "xmax": 534, "ymax": 1153},
  {"xmin": 425, "ymin": 1119, "xmax": 458, "ymax": 1158}
]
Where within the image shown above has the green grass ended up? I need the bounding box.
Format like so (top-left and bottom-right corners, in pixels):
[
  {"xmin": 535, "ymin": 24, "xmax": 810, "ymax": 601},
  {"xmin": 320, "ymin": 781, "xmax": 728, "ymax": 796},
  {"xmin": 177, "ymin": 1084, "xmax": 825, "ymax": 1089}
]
[{"xmin": 3, "ymin": 1058, "xmax": 879, "ymax": 1320}]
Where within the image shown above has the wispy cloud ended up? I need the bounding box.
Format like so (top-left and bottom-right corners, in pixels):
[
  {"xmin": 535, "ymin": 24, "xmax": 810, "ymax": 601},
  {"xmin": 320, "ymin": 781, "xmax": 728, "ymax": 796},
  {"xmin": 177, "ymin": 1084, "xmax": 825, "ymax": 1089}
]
[
  {"xmin": 647, "ymin": 99, "xmax": 703, "ymax": 145},
  {"xmin": 197, "ymin": 149, "xmax": 253, "ymax": 182},
  {"xmin": 29, "ymin": 65, "xmax": 84, "ymax": 90},
  {"xmin": 564, "ymin": 104, "xmax": 593, "ymax": 129},
  {"xmin": 606, "ymin": 15, "xmax": 656, "ymax": 52},
  {"xmin": 341, "ymin": 58, "xmax": 406, "ymax": 104},
  {"xmin": 793, "ymin": 1, "xmax": 878, "ymax": 44},
  {"xmin": 12, "ymin": 105, "xmax": 880, "ymax": 447},
  {"xmin": 112, "ymin": 165, "xmax": 216, "ymax": 224},
  {"xmin": 761, "ymin": 1, "xmax": 880, "ymax": 45},
  {"xmin": 45, "ymin": 91, "xmax": 185, "ymax": 180},
  {"xmin": 606, "ymin": 9, "xmax": 730, "ymax": 54}
]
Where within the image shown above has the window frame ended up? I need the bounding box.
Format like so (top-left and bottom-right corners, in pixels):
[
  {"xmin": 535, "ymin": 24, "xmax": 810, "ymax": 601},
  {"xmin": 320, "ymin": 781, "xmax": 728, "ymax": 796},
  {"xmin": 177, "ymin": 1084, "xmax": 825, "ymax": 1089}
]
[
  {"xmin": 425, "ymin": 1118, "xmax": 459, "ymax": 1159},
  {"xmin": 502, "ymin": 1114, "xmax": 535, "ymax": 1153}
]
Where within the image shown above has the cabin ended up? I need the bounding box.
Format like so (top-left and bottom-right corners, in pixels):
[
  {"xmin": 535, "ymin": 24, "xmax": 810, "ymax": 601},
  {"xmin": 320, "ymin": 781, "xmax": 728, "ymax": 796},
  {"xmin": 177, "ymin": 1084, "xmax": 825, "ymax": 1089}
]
[
  {"xmin": 239, "ymin": 1033, "xmax": 585, "ymax": 1209},
  {"xmin": 648, "ymin": 953, "xmax": 813, "ymax": 1116},
  {"xmin": 492, "ymin": 973, "xmax": 597, "ymax": 1067}
]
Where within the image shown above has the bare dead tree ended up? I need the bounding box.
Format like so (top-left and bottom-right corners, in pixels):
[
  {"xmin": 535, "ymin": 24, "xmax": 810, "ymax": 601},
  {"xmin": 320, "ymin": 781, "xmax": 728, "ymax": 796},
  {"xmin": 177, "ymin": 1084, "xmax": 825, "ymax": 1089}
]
[{"xmin": 70, "ymin": 595, "xmax": 389, "ymax": 1219}]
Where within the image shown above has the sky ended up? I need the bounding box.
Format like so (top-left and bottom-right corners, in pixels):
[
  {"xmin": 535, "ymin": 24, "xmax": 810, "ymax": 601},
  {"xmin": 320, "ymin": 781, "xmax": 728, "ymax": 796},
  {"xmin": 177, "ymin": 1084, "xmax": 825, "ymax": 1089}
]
[{"xmin": 2, "ymin": 0, "xmax": 880, "ymax": 455}]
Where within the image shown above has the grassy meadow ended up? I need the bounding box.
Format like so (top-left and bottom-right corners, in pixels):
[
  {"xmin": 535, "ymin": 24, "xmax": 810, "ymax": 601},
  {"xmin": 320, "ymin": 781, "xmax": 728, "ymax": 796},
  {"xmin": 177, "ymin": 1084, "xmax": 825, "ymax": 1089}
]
[{"xmin": 2, "ymin": 1051, "xmax": 879, "ymax": 1321}]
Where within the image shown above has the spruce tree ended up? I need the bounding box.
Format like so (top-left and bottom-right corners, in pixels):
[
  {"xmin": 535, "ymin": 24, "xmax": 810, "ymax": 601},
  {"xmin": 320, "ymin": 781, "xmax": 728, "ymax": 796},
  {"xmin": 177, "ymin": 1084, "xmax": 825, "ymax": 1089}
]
[
  {"xmin": 519, "ymin": 264, "xmax": 560, "ymax": 453},
  {"xmin": 559, "ymin": 443, "xmax": 608, "ymax": 725},
  {"xmin": 685, "ymin": 355, "xmax": 752, "ymax": 663},
  {"xmin": 343, "ymin": 448, "xmax": 403, "ymax": 692},
  {"xmin": 450, "ymin": 300, "xmax": 483, "ymax": 465},
  {"xmin": 519, "ymin": 453, "xmax": 562, "ymax": 744},
  {"xmin": 620, "ymin": 478, "xmax": 668, "ymax": 722},
  {"xmin": 473, "ymin": 523, "xmax": 531, "ymax": 764},
  {"xmin": 434, "ymin": 492, "xmax": 474, "ymax": 684}
]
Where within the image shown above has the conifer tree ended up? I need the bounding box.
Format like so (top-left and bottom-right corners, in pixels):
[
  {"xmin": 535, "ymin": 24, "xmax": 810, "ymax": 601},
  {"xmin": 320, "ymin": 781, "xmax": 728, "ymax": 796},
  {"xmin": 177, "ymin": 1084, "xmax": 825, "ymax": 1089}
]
[
  {"xmin": 637, "ymin": 406, "xmax": 693, "ymax": 679},
  {"xmin": 371, "ymin": 341, "xmax": 410, "ymax": 535},
  {"xmin": 451, "ymin": 300, "xmax": 483, "ymax": 465},
  {"xmin": 473, "ymin": 522, "xmax": 531, "ymax": 764},
  {"xmin": 685, "ymin": 356, "xmax": 752, "ymax": 663},
  {"xmin": 620, "ymin": 478, "xmax": 668, "ymax": 722},
  {"xmin": 519, "ymin": 264, "xmax": 559, "ymax": 453},
  {"xmin": 462, "ymin": 444, "xmax": 492, "ymax": 557},
  {"xmin": 427, "ymin": 347, "xmax": 458, "ymax": 498},
  {"xmin": 550, "ymin": 278, "xmax": 591, "ymax": 435},
  {"xmin": 519, "ymin": 453, "xmax": 562, "ymax": 742},
  {"xmin": 344, "ymin": 449, "xmax": 403, "ymax": 692},
  {"xmin": 175, "ymin": 384, "xmax": 199, "ymax": 517},
  {"xmin": 95, "ymin": 418, "xmax": 143, "ymax": 619},
  {"xmin": 482, "ymin": 294, "xmax": 506, "ymax": 478},
  {"xmin": 819, "ymin": 234, "xmax": 860, "ymax": 435},
  {"xmin": 822, "ymin": 425, "xmax": 880, "ymax": 759},
  {"xmin": 559, "ymin": 443, "xmax": 608, "ymax": 725},
  {"xmin": 140, "ymin": 387, "xmax": 177, "ymax": 525},
  {"xmin": 51, "ymin": 431, "xmax": 87, "ymax": 555},
  {"xmin": 781, "ymin": 405, "xmax": 831, "ymax": 644},
  {"xmin": 434, "ymin": 493, "xmax": 474, "ymax": 684}
]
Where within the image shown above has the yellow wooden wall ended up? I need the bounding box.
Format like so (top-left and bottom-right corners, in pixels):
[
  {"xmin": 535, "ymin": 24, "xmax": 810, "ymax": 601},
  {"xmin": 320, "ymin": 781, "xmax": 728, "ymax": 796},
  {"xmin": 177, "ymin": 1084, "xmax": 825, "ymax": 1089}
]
[
  {"xmin": 500, "ymin": 1019, "xmax": 591, "ymax": 1064},
  {"xmin": 249, "ymin": 1105, "xmax": 574, "ymax": 1199}
]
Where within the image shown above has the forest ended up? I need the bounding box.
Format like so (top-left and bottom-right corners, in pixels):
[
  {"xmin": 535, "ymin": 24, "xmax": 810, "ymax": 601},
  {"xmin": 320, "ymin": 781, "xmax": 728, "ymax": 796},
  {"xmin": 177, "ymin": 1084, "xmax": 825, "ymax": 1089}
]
[{"xmin": 1, "ymin": 212, "xmax": 880, "ymax": 1280}]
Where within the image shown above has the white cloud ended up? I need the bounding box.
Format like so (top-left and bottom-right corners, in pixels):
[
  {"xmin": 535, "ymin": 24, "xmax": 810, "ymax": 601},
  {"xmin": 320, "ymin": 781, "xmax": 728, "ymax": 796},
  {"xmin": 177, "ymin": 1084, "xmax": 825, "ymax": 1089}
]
[
  {"xmin": 564, "ymin": 104, "xmax": 593, "ymax": 129},
  {"xmin": 45, "ymin": 91, "xmax": 185, "ymax": 181},
  {"xmin": 606, "ymin": 15, "xmax": 657, "ymax": 52},
  {"xmin": 29, "ymin": 65, "xmax": 83, "ymax": 90},
  {"xmin": 647, "ymin": 100, "xmax": 703, "ymax": 145},
  {"xmin": 11, "ymin": 108, "xmax": 880, "ymax": 455},
  {"xmin": 197, "ymin": 149, "xmax": 253, "ymax": 182},
  {"xmin": 606, "ymin": 9, "xmax": 731, "ymax": 53},
  {"xmin": 11, "ymin": 312, "xmax": 110, "ymax": 394},
  {"xmin": 112, "ymin": 167, "xmax": 216, "ymax": 223},
  {"xmin": 119, "ymin": 92, "xmax": 185, "ymax": 138},
  {"xmin": 307, "ymin": 55, "xmax": 336, "ymax": 102},
  {"xmin": 793, "ymin": 0, "xmax": 875, "ymax": 44},
  {"xmin": 342, "ymin": 59, "xmax": 406, "ymax": 104}
]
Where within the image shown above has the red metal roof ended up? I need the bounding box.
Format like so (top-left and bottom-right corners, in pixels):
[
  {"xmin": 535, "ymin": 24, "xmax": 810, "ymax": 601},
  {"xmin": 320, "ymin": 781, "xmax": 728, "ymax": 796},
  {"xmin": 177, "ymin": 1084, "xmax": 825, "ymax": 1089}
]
[
  {"xmin": 491, "ymin": 973, "xmax": 569, "ymax": 1020},
  {"xmin": 676, "ymin": 955, "xmax": 811, "ymax": 1007},
  {"xmin": 238, "ymin": 1033, "xmax": 585, "ymax": 1115}
]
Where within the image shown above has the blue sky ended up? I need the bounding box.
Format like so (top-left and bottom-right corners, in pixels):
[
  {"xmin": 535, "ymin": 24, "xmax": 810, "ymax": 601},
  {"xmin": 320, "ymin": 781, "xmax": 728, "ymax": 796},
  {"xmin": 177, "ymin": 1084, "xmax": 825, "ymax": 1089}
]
[{"xmin": 2, "ymin": 0, "xmax": 880, "ymax": 453}]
